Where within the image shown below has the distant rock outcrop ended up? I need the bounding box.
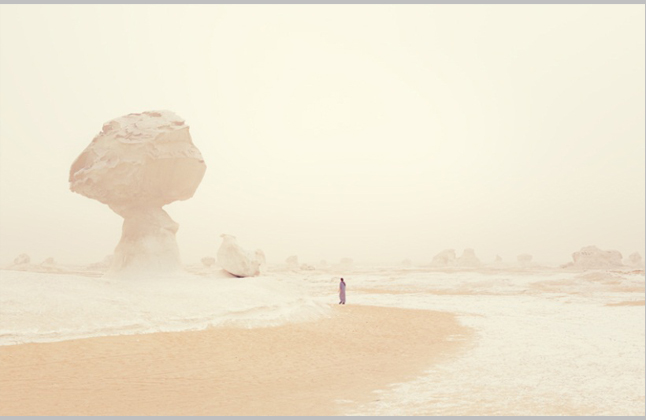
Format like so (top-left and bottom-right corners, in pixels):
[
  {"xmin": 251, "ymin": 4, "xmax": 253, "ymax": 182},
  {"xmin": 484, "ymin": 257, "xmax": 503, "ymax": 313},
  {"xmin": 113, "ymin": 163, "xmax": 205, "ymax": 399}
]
[
  {"xmin": 87, "ymin": 254, "xmax": 113, "ymax": 270},
  {"xmin": 432, "ymin": 249, "xmax": 456, "ymax": 266},
  {"xmin": 339, "ymin": 258, "xmax": 354, "ymax": 269},
  {"xmin": 217, "ymin": 234, "xmax": 265, "ymax": 277},
  {"xmin": 569, "ymin": 245, "xmax": 623, "ymax": 269},
  {"xmin": 13, "ymin": 253, "xmax": 30, "ymax": 265},
  {"xmin": 625, "ymin": 252, "xmax": 644, "ymax": 267},
  {"xmin": 201, "ymin": 257, "xmax": 216, "ymax": 267},
  {"xmin": 286, "ymin": 255, "xmax": 299, "ymax": 268},
  {"xmin": 8, "ymin": 254, "xmax": 62, "ymax": 273},
  {"xmin": 456, "ymin": 249, "xmax": 481, "ymax": 267},
  {"xmin": 491, "ymin": 255, "xmax": 504, "ymax": 267},
  {"xmin": 517, "ymin": 254, "xmax": 533, "ymax": 266},
  {"xmin": 40, "ymin": 257, "xmax": 56, "ymax": 266}
]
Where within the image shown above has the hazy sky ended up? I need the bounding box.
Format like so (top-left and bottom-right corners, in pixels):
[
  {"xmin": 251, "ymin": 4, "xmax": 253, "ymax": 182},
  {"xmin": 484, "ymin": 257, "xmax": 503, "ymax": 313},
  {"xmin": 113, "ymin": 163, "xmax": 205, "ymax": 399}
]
[{"xmin": 0, "ymin": 4, "xmax": 644, "ymax": 266}]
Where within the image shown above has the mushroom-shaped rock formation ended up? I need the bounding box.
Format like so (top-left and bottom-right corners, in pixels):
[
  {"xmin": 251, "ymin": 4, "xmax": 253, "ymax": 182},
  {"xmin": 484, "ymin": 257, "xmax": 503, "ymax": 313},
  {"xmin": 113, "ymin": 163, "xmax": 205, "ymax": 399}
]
[
  {"xmin": 571, "ymin": 245, "xmax": 623, "ymax": 269},
  {"xmin": 217, "ymin": 234, "xmax": 265, "ymax": 277},
  {"xmin": 432, "ymin": 249, "xmax": 456, "ymax": 267},
  {"xmin": 69, "ymin": 111, "xmax": 206, "ymax": 277}
]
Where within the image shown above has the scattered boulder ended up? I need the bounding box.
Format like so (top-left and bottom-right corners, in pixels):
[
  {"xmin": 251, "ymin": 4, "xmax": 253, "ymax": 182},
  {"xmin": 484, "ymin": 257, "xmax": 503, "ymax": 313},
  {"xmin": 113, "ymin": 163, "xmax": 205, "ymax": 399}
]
[
  {"xmin": 40, "ymin": 257, "xmax": 56, "ymax": 266},
  {"xmin": 13, "ymin": 253, "xmax": 30, "ymax": 265},
  {"xmin": 570, "ymin": 245, "xmax": 623, "ymax": 269},
  {"xmin": 286, "ymin": 255, "xmax": 299, "ymax": 268},
  {"xmin": 217, "ymin": 234, "xmax": 265, "ymax": 277},
  {"xmin": 300, "ymin": 264, "xmax": 315, "ymax": 271},
  {"xmin": 432, "ymin": 249, "xmax": 456, "ymax": 266},
  {"xmin": 491, "ymin": 255, "xmax": 504, "ymax": 267},
  {"xmin": 625, "ymin": 252, "xmax": 644, "ymax": 267},
  {"xmin": 456, "ymin": 249, "xmax": 481, "ymax": 267},
  {"xmin": 517, "ymin": 254, "xmax": 533, "ymax": 266},
  {"xmin": 201, "ymin": 257, "xmax": 216, "ymax": 267}
]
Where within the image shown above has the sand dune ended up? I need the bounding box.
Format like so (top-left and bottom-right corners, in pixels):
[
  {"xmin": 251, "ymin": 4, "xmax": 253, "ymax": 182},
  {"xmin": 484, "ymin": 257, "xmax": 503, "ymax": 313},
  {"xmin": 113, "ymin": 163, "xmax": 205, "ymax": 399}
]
[{"xmin": 0, "ymin": 305, "xmax": 471, "ymax": 416}]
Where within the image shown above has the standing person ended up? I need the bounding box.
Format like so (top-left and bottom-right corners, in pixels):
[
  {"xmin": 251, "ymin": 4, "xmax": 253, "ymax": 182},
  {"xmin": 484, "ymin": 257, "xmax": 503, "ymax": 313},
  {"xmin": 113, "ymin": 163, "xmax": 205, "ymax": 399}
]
[{"xmin": 339, "ymin": 277, "xmax": 346, "ymax": 304}]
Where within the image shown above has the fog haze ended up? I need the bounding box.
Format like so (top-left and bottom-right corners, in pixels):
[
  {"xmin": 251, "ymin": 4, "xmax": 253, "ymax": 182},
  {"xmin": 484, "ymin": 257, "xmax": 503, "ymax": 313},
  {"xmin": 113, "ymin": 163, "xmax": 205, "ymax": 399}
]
[{"xmin": 0, "ymin": 4, "xmax": 644, "ymax": 266}]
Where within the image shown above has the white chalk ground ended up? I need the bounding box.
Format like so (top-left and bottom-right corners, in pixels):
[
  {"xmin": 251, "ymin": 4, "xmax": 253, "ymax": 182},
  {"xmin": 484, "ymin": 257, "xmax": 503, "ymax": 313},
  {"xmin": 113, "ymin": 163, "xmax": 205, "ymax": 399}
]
[
  {"xmin": 0, "ymin": 268, "xmax": 330, "ymax": 345},
  {"xmin": 0, "ymin": 264, "xmax": 644, "ymax": 415}
]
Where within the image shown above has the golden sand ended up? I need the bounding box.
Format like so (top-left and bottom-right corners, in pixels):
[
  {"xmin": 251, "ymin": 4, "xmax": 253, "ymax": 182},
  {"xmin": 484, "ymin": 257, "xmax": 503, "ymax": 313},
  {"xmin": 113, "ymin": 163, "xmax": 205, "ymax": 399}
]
[
  {"xmin": 606, "ymin": 300, "xmax": 645, "ymax": 307},
  {"xmin": 0, "ymin": 305, "xmax": 471, "ymax": 416}
]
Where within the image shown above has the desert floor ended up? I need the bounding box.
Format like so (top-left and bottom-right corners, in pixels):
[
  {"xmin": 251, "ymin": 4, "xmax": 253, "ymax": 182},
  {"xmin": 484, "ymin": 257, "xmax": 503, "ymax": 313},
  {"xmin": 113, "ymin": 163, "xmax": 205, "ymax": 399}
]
[
  {"xmin": 0, "ymin": 304, "xmax": 470, "ymax": 416},
  {"xmin": 0, "ymin": 266, "xmax": 644, "ymax": 415}
]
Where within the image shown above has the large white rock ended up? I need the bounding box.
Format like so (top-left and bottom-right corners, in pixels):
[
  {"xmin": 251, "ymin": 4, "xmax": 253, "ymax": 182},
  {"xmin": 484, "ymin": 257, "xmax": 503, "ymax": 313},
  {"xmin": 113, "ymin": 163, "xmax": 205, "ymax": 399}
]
[
  {"xmin": 69, "ymin": 111, "xmax": 206, "ymax": 278},
  {"xmin": 217, "ymin": 234, "xmax": 265, "ymax": 277},
  {"xmin": 456, "ymin": 248, "xmax": 481, "ymax": 267},
  {"xmin": 432, "ymin": 249, "xmax": 456, "ymax": 266},
  {"xmin": 571, "ymin": 245, "xmax": 623, "ymax": 269}
]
